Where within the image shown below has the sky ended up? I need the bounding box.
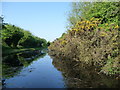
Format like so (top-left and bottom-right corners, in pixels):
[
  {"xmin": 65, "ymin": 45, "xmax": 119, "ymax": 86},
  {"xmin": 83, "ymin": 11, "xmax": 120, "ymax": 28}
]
[{"xmin": 2, "ymin": 2, "xmax": 71, "ymax": 41}]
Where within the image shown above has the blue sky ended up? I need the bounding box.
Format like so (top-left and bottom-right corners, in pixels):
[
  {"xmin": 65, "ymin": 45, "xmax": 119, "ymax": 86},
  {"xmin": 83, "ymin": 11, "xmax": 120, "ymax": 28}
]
[{"xmin": 2, "ymin": 2, "xmax": 71, "ymax": 41}]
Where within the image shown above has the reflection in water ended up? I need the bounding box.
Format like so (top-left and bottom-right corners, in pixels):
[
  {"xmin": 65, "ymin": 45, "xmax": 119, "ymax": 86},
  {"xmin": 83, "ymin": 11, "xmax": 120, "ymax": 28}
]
[
  {"xmin": 2, "ymin": 49, "xmax": 66, "ymax": 88},
  {"xmin": 2, "ymin": 49, "xmax": 119, "ymax": 88},
  {"xmin": 2, "ymin": 50, "xmax": 46, "ymax": 87},
  {"xmin": 50, "ymin": 55, "xmax": 119, "ymax": 88}
]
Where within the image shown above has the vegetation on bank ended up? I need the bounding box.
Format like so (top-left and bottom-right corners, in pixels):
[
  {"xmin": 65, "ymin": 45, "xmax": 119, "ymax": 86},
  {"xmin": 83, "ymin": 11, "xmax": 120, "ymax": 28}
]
[
  {"xmin": 48, "ymin": 2, "xmax": 120, "ymax": 76},
  {"xmin": 2, "ymin": 47, "xmax": 44, "ymax": 56},
  {"xmin": 1, "ymin": 20, "xmax": 50, "ymax": 55}
]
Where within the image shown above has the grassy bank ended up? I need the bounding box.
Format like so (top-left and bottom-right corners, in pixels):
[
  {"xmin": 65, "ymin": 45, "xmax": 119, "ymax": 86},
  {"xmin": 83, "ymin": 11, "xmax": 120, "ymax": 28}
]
[{"xmin": 2, "ymin": 45, "xmax": 45, "ymax": 56}]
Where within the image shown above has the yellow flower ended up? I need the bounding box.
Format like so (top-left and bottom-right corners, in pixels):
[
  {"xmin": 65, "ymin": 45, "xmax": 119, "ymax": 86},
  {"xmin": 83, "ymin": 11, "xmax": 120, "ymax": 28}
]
[
  {"xmin": 90, "ymin": 24, "xmax": 95, "ymax": 27},
  {"xmin": 73, "ymin": 29, "xmax": 77, "ymax": 31},
  {"xmin": 87, "ymin": 27, "xmax": 90, "ymax": 29},
  {"xmin": 61, "ymin": 40, "xmax": 67, "ymax": 45},
  {"xmin": 92, "ymin": 21, "xmax": 97, "ymax": 23},
  {"xmin": 81, "ymin": 26, "xmax": 84, "ymax": 29},
  {"xmin": 115, "ymin": 25, "xmax": 119, "ymax": 29},
  {"xmin": 86, "ymin": 21, "xmax": 89, "ymax": 24},
  {"xmin": 76, "ymin": 29, "xmax": 79, "ymax": 32},
  {"xmin": 96, "ymin": 18, "xmax": 100, "ymax": 21},
  {"xmin": 90, "ymin": 17, "xmax": 94, "ymax": 21}
]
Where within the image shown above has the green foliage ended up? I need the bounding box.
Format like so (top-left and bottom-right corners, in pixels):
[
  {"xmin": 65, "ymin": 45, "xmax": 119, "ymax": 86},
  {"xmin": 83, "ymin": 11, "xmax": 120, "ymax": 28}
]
[
  {"xmin": 2, "ymin": 23, "xmax": 48, "ymax": 49},
  {"xmin": 102, "ymin": 55, "xmax": 120, "ymax": 75},
  {"xmin": 2, "ymin": 24, "xmax": 24, "ymax": 48},
  {"xmin": 47, "ymin": 41, "xmax": 51, "ymax": 46},
  {"xmin": 67, "ymin": 2, "xmax": 119, "ymax": 28},
  {"xmin": 83, "ymin": 2, "xmax": 119, "ymax": 24}
]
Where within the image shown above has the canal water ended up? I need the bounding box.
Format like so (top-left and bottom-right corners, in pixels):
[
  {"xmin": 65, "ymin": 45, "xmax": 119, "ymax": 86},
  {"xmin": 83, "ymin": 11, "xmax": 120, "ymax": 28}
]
[
  {"xmin": 2, "ymin": 50, "xmax": 66, "ymax": 88},
  {"xmin": 2, "ymin": 49, "xmax": 119, "ymax": 88}
]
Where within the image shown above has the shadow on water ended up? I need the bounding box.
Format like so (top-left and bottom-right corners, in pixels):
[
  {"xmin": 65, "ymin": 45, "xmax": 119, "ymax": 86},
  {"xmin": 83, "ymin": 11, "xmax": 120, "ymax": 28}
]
[
  {"xmin": 49, "ymin": 53, "xmax": 119, "ymax": 88},
  {"xmin": 2, "ymin": 49, "xmax": 46, "ymax": 87}
]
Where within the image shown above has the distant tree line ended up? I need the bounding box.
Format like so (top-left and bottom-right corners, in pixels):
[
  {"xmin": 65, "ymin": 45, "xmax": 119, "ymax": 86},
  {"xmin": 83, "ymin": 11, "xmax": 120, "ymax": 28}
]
[{"xmin": 1, "ymin": 18, "xmax": 50, "ymax": 49}]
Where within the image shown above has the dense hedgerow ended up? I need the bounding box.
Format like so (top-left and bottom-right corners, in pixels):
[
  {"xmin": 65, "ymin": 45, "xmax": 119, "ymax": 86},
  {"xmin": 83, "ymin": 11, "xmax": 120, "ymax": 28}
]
[
  {"xmin": 49, "ymin": 1, "xmax": 120, "ymax": 76},
  {"xmin": 48, "ymin": 18, "xmax": 120, "ymax": 75}
]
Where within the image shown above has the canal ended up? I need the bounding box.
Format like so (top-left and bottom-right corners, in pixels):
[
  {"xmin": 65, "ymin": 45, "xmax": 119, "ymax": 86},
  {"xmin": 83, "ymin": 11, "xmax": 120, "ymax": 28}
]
[
  {"xmin": 2, "ymin": 49, "xmax": 119, "ymax": 88},
  {"xmin": 2, "ymin": 50, "xmax": 66, "ymax": 88}
]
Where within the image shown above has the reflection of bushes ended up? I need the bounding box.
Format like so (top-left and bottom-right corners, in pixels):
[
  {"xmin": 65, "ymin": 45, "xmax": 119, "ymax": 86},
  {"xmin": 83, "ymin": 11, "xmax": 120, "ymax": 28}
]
[
  {"xmin": 2, "ymin": 64, "xmax": 23, "ymax": 79},
  {"xmin": 2, "ymin": 55, "xmax": 23, "ymax": 67},
  {"xmin": 48, "ymin": 18, "xmax": 120, "ymax": 76},
  {"xmin": 2, "ymin": 50, "xmax": 46, "ymax": 79},
  {"xmin": 50, "ymin": 56, "xmax": 119, "ymax": 88},
  {"xmin": 18, "ymin": 51, "xmax": 46, "ymax": 67},
  {"xmin": 2, "ymin": 55, "xmax": 24, "ymax": 79}
]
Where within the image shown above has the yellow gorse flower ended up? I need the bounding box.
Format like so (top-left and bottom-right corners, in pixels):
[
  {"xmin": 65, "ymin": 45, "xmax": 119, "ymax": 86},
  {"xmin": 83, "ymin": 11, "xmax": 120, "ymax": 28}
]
[
  {"xmin": 115, "ymin": 25, "xmax": 119, "ymax": 29},
  {"xmin": 61, "ymin": 40, "xmax": 67, "ymax": 45},
  {"xmin": 90, "ymin": 17, "xmax": 94, "ymax": 21},
  {"xmin": 68, "ymin": 19, "xmax": 100, "ymax": 34}
]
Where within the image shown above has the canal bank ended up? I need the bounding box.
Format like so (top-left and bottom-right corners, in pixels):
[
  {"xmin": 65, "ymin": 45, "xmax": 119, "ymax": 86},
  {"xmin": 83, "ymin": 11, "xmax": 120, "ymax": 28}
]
[{"xmin": 2, "ymin": 47, "xmax": 45, "ymax": 56}]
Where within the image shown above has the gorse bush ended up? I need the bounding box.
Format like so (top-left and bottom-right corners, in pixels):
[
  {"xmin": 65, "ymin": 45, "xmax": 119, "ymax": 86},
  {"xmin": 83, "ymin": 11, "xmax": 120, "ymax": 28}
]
[
  {"xmin": 49, "ymin": 18, "xmax": 120, "ymax": 75},
  {"xmin": 68, "ymin": 18, "xmax": 101, "ymax": 36},
  {"xmin": 49, "ymin": 2, "xmax": 120, "ymax": 76}
]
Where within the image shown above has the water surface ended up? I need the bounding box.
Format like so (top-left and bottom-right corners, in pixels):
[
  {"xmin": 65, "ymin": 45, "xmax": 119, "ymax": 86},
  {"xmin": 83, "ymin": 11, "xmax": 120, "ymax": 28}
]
[
  {"xmin": 2, "ymin": 50, "xmax": 66, "ymax": 88},
  {"xmin": 2, "ymin": 50, "xmax": 119, "ymax": 88}
]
